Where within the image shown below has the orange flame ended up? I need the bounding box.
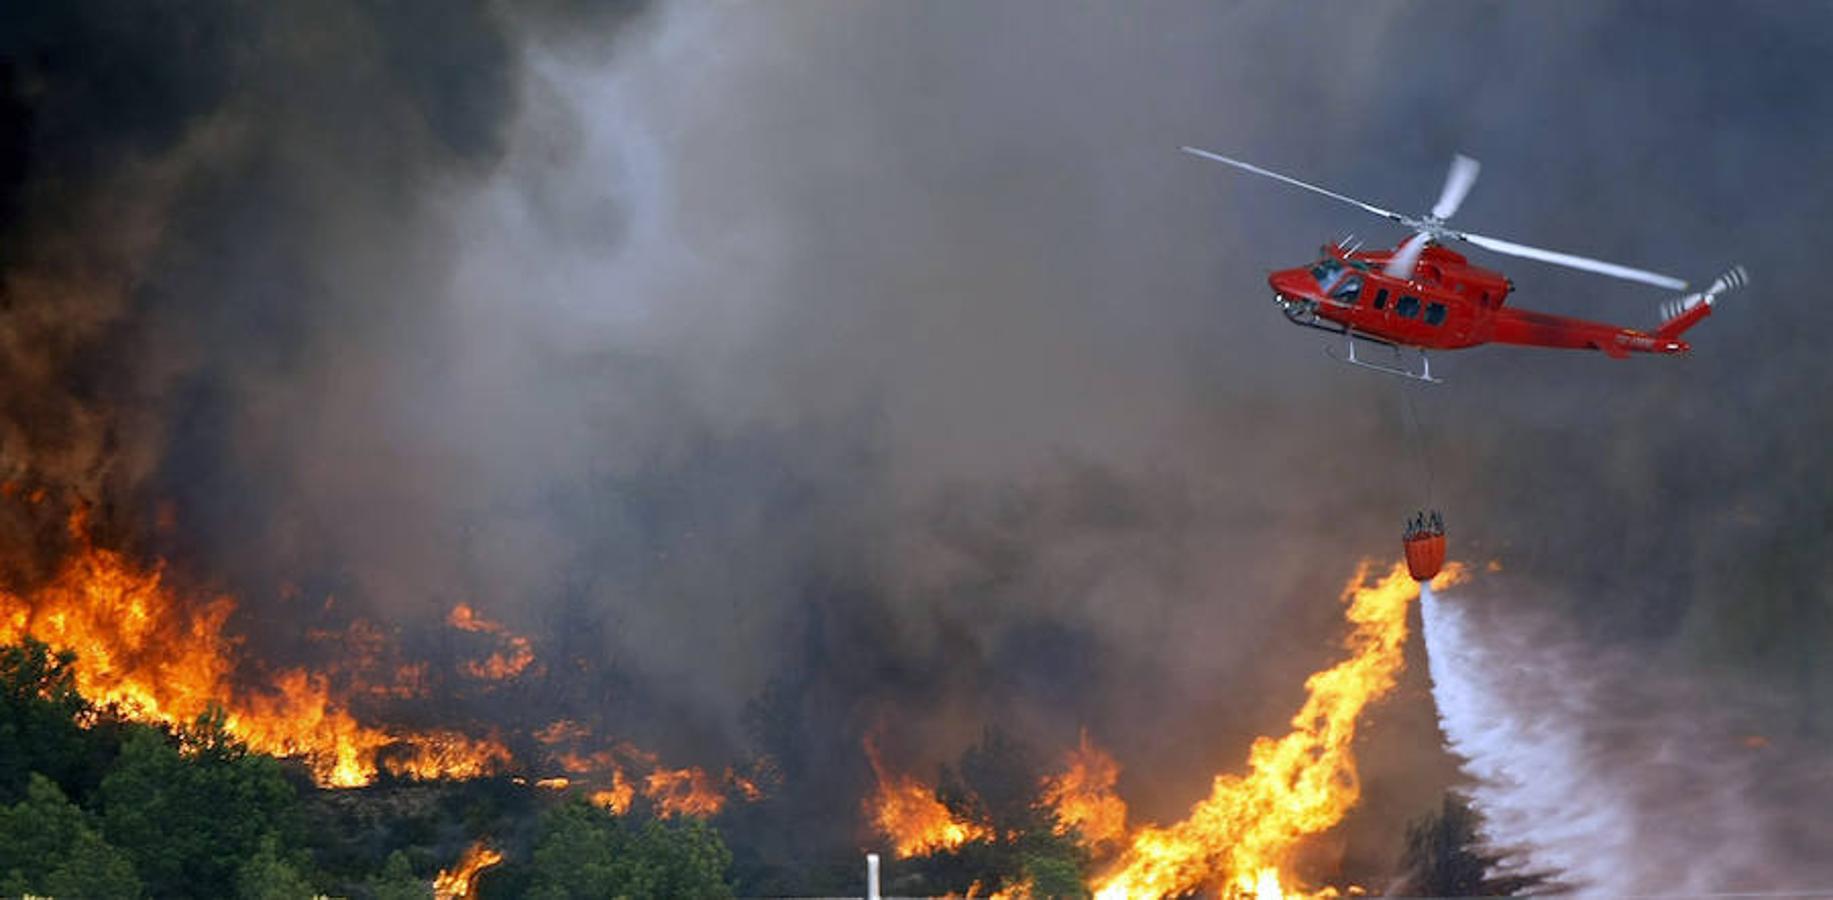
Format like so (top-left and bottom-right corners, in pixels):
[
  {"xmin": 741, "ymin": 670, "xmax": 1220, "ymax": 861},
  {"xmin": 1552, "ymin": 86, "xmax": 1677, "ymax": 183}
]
[
  {"xmin": 433, "ymin": 840, "xmax": 503, "ymax": 900},
  {"xmin": 542, "ymin": 731, "xmax": 730, "ymax": 817},
  {"xmin": 590, "ymin": 768, "xmax": 636, "ymax": 814},
  {"xmin": 0, "ymin": 505, "xmax": 758, "ymax": 803},
  {"xmin": 358, "ymin": 661, "xmax": 429, "ymax": 700},
  {"xmin": 1091, "ymin": 562, "xmax": 1466, "ymax": 900},
  {"xmin": 866, "ymin": 736, "xmax": 992, "ymax": 857},
  {"xmin": 558, "ymin": 749, "xmax": 616, "ymax": 774},
  {"xmin": 446, "ymin": 603, "xmax": 503, "ymax": 634},
  {"xmin": 449, "ymin": 604, "xmax": 538, "ymax": 681},
  {"xmin": 727, "ymin": 767, "xmax": 766, "ymax": 802},
  {"xmin": 384, "ymin": 730, "xmax": 514, "ymax": 781},
  {"xmin": 462, "ymin": 635, "xmax": 536, "ymax": 681},
  {"xmin": 0, "ymin": 511, "xmax": 512, "ymax": 786},
  {"xmin": 645, "ymin": 766, "xmax": 726, "ymax": 818},
  {"xmin": 950, "ymin": 879, "xmax": 1035, "ymax": 899},
  {"xmin": 536, "ymin": 719, "xmax": 590, "ymax": 745},
  {"xmin": 1040, "ymin": 730, "xmax": 1128, "ymax": 848},
  {"xmin": 990, "ymin": 881, "xmax": 1034, "ymax": 900}
]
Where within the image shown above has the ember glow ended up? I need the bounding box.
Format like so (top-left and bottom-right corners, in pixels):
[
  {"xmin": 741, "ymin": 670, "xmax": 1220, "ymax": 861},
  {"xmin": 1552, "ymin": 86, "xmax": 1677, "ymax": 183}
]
[
  {"xmin": 433, "ymin": 840, "xmax": 503, "ymax": 900},
  {"xmin": 445, "ymin": 603, "xmax": 500, "ymax": 634},
  {"xmin": 448, "ymin": 603, "xmax": 540, "ymax": 681},
  {"xmin": 1091, "ymin": 561, "xmax": 1467, "ymax": 899},
  {"xmin": 462, "ymin": 637, "xmax": 537, "ymax": 681},
  {"xmin": 728, "ymin": 767, "xmax": 766, "ymax": 802},
  {"xmin": 867, "ymin": 736, "xmax": 993, "ymax": 858}
]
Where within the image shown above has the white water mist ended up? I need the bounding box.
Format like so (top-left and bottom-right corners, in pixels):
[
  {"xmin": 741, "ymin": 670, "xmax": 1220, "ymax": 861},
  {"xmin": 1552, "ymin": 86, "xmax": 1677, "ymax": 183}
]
[{"xmin": 1419, "ymin": 584, "xmax": 1827, "ymax": 896}]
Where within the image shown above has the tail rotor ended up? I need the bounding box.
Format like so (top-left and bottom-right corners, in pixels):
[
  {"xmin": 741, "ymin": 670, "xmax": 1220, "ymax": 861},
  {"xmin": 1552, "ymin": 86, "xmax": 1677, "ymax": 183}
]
[
  {"xmin": 1655, "ymin": 265, "xmax": 1748, "ymax": 339},
  {"xmin": 1660, "ymin": 265, "xmax": 1748, "ymax": 323}
]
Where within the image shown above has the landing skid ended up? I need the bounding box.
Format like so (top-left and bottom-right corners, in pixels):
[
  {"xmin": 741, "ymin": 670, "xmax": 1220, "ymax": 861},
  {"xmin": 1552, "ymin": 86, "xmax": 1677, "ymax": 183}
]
[
  {"xmin": 1280, "ymin": 296, "xmax": 1442, "ymax": 383},
  {"xmin": 1325, "ymin": 333, "xmax": 1441, "ymax": 384}
]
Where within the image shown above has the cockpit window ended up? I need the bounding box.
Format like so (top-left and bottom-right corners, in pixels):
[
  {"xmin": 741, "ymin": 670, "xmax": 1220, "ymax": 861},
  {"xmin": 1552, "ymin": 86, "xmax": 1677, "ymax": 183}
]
[
  {"xmin": 1310, "ymin": 259, "xmax": 1347, "ymax": 293},
  {"xmin": 1328, "ymin": 274, "xmax": 1363, "ymax": 304}
]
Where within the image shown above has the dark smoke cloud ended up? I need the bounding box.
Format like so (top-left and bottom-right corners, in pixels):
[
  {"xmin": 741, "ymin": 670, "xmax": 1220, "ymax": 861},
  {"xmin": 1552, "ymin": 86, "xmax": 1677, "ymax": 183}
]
[
  {"xmin": 3, "ymin": 0, "xmax": 1831, "ymax": 882},
  {"xmin": 0, "ymin": 0, "xmax": 646, "ymax": 562}
]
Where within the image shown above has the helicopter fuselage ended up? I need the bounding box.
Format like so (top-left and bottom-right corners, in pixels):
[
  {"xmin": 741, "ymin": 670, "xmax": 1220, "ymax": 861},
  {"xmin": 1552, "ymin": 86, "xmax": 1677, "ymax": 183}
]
[{"xmin": 1270, "ymin": 242, "xmax": 1695, "ymax": 359}]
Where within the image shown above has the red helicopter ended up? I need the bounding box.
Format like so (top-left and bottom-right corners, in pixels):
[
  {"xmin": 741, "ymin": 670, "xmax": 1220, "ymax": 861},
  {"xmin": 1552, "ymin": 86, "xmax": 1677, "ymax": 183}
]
[{"xmin": 1185, "ymin": 147, "xmax": 1747, "ymax": 382}]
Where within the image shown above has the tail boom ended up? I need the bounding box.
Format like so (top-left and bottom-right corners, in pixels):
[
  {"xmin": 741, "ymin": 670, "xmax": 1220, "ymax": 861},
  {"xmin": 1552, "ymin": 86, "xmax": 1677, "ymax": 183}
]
[
  {"xmin": 1489, "ymin": 309, "xmax": 1688, "ymax": 358},
  {"xmin": 1489, "ymin": 265, "xmax": 1745, "ymax": 358}
]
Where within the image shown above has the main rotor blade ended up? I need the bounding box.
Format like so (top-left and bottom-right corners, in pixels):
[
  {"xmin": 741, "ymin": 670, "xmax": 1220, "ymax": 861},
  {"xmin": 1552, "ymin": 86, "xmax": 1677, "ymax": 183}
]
[
  {"xmin": 1384, "ymin": 231, "xmax": 1433, "ymax": 279},
  {"xmin": 1431, "ymin": 154, "xmax": 1481, "ymax": 221},
  {"xmin": 1181, "ymin": 147, "xmax": 1407, "ymax": 225},
  {"xmin": 1458, "ymin": 232, "xmax": 1688, "ymax": 291}
]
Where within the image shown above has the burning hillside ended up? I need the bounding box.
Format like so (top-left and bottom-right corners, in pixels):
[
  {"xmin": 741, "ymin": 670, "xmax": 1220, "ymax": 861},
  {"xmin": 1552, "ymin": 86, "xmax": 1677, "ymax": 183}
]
[
  {"xmin": 0, "ymin": 498, "xmax": 733, "ymax": 813},
  {"xmin": 0, "ymin": 478, "xmax": 1476, "ymax": 897},
  {"xmin": 0, "ymin": 505, "xmax": 412, "ymax": 786}
]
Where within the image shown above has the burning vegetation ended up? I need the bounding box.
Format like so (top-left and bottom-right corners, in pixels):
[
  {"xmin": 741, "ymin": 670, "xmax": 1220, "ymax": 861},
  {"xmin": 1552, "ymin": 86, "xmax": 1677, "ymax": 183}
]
[
  {"xmin": 1091, "ymin": 562, "xmax": 1465, "ymax": 898},
  {"xmin": 1039, "ymin": 731, "xmax": 1128, "ymax": 850},
  {"xmin": 0, "ymin": 496, "xmax": 1478, "ymax": 898},
  {"xmin": 868, "ymin": 562, "xmax": 1469, "ymax": 899},
  {"xmin": 868, "ymin": 735, "xmax": 996, "ymax": 857},
  {"xmin": 433, "ymin": 840, "xmax": 503, "ymax": 900},
  {"xmin": 0, "ymin": 504, "xmax": 734, "ymax": 807},
  {"xmin": 0, "ymin": 508, "xmax": 409, "ymax": 787},
  {"xmin": 0, "ymin": 487, "xmax": 1485, "ymax": 897}
]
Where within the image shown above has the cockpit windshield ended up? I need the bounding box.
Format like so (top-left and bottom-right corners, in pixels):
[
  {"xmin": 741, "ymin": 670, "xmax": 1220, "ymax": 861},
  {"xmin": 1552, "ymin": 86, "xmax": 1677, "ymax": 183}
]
[{"xmin": 1310, "ymin": 259, "xmax": 1347, "ymax": 293}]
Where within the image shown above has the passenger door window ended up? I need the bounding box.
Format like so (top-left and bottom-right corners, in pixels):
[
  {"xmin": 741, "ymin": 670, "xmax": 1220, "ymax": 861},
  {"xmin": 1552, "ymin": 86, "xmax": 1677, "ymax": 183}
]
[
  {"xmin": 1396, "ymin": 295, "xmax": 1421, "ymax": 319},
  {"xmin": 1424, "ymin": 302, "xmax": 1447, "ymax": 326}
]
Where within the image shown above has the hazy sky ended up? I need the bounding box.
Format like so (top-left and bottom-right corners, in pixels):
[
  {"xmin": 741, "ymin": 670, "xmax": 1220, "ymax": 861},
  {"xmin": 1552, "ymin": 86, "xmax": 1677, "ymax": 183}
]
[{"xmin": 3, "ymin": 0, "xmax": 1829, "ymax": 879}]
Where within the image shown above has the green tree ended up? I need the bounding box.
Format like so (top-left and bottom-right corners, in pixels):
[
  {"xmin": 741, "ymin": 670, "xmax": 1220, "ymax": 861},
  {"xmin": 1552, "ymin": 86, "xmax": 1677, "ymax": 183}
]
[
  {"xmin": 0, "ymin": 638, "xmax": 113, "ymax": 802},
  {"xmin": 235, "ymin": 834, "xmax": 318, "ymax": 900},
  {"xmin": 99, "ymin": 713, "xmax": 308, "ymax": 897},
  {"xmin": 525, "ymin": 798, "xmax": 733, "ymax": 899},
  {"xmin": 0, "ymin": 773, "xmax": 141, "ymax": 898},
  {"xmin": 942, "ymin": 726, "xmax": 1050, "ymax": 838},
  {"xmin": 1021, "ymin": 851, "xmax": 1088, "ymax": 900},
  {"xmin": 367, "ymin": 850, "xmax": 434, "ymax": 900},
  {"xmin": 920, "ymin": 727, "xmax": 1088, "ymax": 898},
  {"xmin": 1394, "ymin": 793, "xmax": 1549, "ymax": 897}
]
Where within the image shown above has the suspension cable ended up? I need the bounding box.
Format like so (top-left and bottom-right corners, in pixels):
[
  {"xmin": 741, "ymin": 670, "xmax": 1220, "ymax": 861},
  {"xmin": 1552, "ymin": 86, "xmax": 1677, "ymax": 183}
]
[{"xmin": 1395, "ymin": 372, "xmax": 1437, "ymax": 509}]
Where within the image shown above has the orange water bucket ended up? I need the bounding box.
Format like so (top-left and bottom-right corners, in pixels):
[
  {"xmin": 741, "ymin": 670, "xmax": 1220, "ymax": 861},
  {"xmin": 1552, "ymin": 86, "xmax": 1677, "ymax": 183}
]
[{"xmin": 1404, "ymin": 531, "xmax": 1446, "ymax": 582}]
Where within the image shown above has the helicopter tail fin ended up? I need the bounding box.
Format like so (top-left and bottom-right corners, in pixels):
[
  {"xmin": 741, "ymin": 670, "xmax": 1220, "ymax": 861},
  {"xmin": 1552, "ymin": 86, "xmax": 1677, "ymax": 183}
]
[{"xmin": 1655, "ymin": 265, "xmax": 1748, "ymax": 339}]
